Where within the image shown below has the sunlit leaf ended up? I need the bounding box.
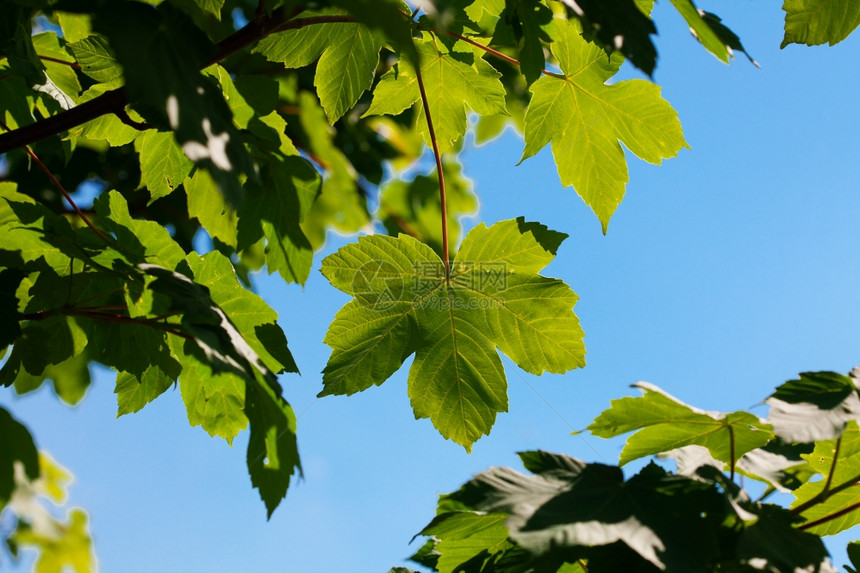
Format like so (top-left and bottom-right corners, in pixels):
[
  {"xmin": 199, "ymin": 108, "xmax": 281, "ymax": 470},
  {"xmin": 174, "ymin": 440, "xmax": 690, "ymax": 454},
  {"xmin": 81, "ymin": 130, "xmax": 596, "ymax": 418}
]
[
  {"xmin": 521, "ymin": 19, "xmax": 687, "ymax": 232},
  {"xmin": 321, "ymin": 218, "xmax": 584, "ymax": 449}
]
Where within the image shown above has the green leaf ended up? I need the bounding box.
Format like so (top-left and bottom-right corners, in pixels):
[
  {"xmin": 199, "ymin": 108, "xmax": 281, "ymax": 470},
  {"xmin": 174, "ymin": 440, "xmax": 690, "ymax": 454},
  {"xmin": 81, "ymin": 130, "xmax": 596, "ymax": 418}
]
[
  {"xmin": 94, "ymin": 190, "xmax": 187, "ymax": 268},
  {"xmin": 115, "ymin": 365, "xmax": 176, "ymax": 416},
  {"xmin": 185, "ymin": 167, "xmax": 238, "ymax": 248},
  {"xmin": 68, "ymin": 34, "xmax": 123, "ymax": 88},
  {"xmin": 766, "ymin": 370, "xmax": 860, "ymax": 443},
  {"xmin": 255, "ymin": 12, "xmax": 383, "ymax": 123},
  {"xmin": 12, "ymin": 508, "xmax": 95, "ymax": 573},
  {"xmin": 134, "ymin": 130, "xmax": 194, "ymax": 203},
  {"xmin": 781, "ymin": 0, "xmax": 860, "ymax": 48},
  {"xmin": 203, "ymin": 64, "xmax": 254, "ymax": 129},
  {"xmin": 1, "ymin": 9, "xmax": 76, "ymax": 111},
  {"xmin": 365, "ymin": 39, "xmax": 508, "ymax": 153},
  {"xmin": 668, "ymin": 0, "xmax": 732, "ymax": 63},
  {"xmin": 192, "ymin": 0, "xmax": 224, "ymax": 20},
  {"xmin": 791, "ymin": 422, "xmax": 860, "ymax": 535},
  {"xmin": 0, "ymin": 268, "xmax": 24, "ymax": 348},
  {"xmin": 0, "ymin": 406, "xmax": 39, "ymax": 507},
  {"xmin": 511, "ymin": 0, "xmax": 553, "ymax": 85},
  {"xmin": 446, "ymin": 454, "xmax": 729, "ymax": 570},
  {"xmin": 420, "ymin": 512, "xmax": 510, "ymax": 573},
  {"xmin": 73, "ymin": 84, "xmax": 142, "ymax": 146},
  {"xmin": 57, "ymin": 11, "xmax": 92, "ymax": 43},
  {"xmin": 177, "ymin": 342, "xmax": 248, "ymax": 443},
  {"xmin": 297, "ymin": 91, "xmax": 370, "ymax": 248},
  {"xmin": 321, "ymin": 218, "xmax": 584, "ymax": 450},
  {"xmin": 521, "ymin": 19, "xmax": 688, "ymax": 232},
  {"xmin": 245, "ymin": 377, "xmax": 301, "ymax": 518},
  {"xmin": 31, "ymin": 32, "xmax": 81, "ymax": 101},
  {"xmin": 587, "ymin": 382, "xmax": 773, "ymax": 466},
  {"xmin": 12, "ymin": 347, "xmax": 92, "ymax": 406},
  {"xmin": 238, "ymin": 156, "xmax": 320, "ymax": 285},
  {"xmin": 182, "ymin": 250, "xmax": 298, "ymax": 376}
]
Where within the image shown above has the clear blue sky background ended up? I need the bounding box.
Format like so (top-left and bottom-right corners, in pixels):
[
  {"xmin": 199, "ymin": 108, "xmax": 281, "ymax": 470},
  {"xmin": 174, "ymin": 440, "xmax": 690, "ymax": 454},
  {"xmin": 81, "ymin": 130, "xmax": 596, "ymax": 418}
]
[{"xmin": 2, "ymin": 2, "xmax": 859, "ymax": 571}]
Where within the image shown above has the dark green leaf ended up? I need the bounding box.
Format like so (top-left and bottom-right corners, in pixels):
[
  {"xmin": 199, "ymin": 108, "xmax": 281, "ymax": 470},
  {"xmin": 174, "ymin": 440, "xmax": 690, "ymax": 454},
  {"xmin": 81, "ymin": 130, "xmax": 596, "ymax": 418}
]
[
  {"xmin": 0, "ymin": 407, "xmax": 39, "ymax": 507},
  {"xmin": 766, "ymin": 370, "xmax": 860, "ymax": 443},
  {"xmin": 559, "ymin": 0, "xmax": 658, "ymax": 76},
  {"xmin": 245, "ymin": 377, "xmax": 301, "ymax": 518}
]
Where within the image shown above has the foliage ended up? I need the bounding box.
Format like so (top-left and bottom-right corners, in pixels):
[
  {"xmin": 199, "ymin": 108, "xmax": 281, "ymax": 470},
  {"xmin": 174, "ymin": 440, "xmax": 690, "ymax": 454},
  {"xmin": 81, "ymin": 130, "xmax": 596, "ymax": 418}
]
[
  {"xmin": 0, "ymin": 0, "xmax": 857, "ymax": 570},
  {"xmin": 407, "ymin": 369, "xmax": 860, "ymax": 572}
]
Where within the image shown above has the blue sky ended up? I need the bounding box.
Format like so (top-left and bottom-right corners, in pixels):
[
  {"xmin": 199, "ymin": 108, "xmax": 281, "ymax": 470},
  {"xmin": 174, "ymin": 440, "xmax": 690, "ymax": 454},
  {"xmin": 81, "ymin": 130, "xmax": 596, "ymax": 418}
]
[{"xmin": 2, "ymin": 2, "xmax": 859, "ymax": 571}]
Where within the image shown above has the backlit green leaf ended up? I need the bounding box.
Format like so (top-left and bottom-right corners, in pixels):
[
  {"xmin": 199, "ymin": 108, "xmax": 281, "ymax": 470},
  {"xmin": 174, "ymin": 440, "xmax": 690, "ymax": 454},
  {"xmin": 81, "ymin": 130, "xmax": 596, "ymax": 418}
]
[
  {"xmin": 588, "ymin": 382, "xmax": 773, "ymax": 466},
  {"xmin": 365, "ymin": 38, "xmax": 508, "ymax": 152},
  {"xmin": 791, "ymin": 422, "xmax": 860, "ymax": 535},
  {"xmin": 521, "ymin": 19, "xmax": 687, "ymax": 232},
  {"xmin": 255, "ymin": 11, "xmax": 382, "ymax": 123},
  {"xmin": 0, "ymin": 407, "xmax": 39, "ymax": 507},
  {"xmin": 68, "ymin": 34, "xmax": 123, "ymax": 88},
  {"xmin": 134, "ymin": 130, "xmax": 194, "ymax": 203},
  {"xmin": 782, "ymin": 0, "xmax": 860, "ymax": 48},
  {"xmin": 321, "ymin": 218, "xmax": 584, "ymax": 450}
]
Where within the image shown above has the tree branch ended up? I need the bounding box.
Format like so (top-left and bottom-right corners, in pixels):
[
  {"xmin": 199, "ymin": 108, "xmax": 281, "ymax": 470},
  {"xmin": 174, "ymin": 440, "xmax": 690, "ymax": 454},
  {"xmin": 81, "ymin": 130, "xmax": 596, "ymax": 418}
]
[
  {"xmin": 0, "ymin": 13, "xmax": 355, "ymax": 154},
  {"xmin": 0, "ymin": 119, "xmax": 113, "ymax": 245}
]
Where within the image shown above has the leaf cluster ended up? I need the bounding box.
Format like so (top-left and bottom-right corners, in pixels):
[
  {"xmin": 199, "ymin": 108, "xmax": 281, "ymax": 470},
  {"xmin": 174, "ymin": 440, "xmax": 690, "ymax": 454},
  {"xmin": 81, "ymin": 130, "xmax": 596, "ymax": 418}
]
[
  {"xmin": 0, "ymin": 0, "xmax": 856, "ymax": 535},
  {"xmin": 408, "ymin": 368, "xmax": 860, "ymax": 572}
]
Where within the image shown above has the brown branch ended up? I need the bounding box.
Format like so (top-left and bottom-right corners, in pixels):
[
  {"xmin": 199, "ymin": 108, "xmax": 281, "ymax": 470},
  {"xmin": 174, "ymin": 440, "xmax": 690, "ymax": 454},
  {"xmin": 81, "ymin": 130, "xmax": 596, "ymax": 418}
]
[
  {"xmin": 0, "ymin": 118, "xmax": 113, "ymax": 245},
  {"xmin": 429, "ymin": 28, "xmax": 566, "ymax": 79},
  {"xmin": 0, "ymin": 13, "xmax": 356, "ymax": 154},
  {"xmin": 24, "ymin": 306, "xmax": 193, "ymax": 340},
  {"xmin": 39, "ymin": 55, "xmax": 82, "ymax": 69},
  {"xmin": 414, "ymin": 60, "xmax": 450, "ymax": 278}
]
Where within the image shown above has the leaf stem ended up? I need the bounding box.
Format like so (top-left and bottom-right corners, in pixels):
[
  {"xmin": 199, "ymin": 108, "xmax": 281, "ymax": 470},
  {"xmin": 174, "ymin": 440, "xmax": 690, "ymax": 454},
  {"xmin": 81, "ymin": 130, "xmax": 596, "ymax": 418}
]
[
  {"xmin": 791, "ymin": 469, "xmax": 860, "ymax": 516},
  {"xmin": 0, "ymin": 119, "xmax": 113, "ymax": 245},
  {"xmin": 823, "ymin": 436, "xmax": 842, "ymax": 494},
  {"xmin": 38, "ymin": 55, "xmax": 81, "ymax": 69},
  {"xmin": 728, "ymin": 424, "xmax": 736, "ymax": 481},
  {"xmin": 797, "ymin": 500, "xmax": 860, "ymax": 532},
  {"xmin": 428, "ymin": 28, "xmax": 566, "ymax": 79},
  {"xmin": 414, "ymin": 58, "xmax": 450, "ymax": 277}
]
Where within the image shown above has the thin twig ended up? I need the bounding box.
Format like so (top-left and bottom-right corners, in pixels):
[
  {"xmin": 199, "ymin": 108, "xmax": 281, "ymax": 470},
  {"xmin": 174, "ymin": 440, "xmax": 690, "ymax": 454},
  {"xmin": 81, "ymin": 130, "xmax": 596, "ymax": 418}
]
[
  {"xmin": 791, "ymin": 470, "xmax": 860, "ymax": 516},
  {"xmin": 39, "ymin": 55, "xmax": 82, "ymax": 69},
  {"xmin": 429, "ymin": 28, "xmax": 566, "ymax": 79},
  {"xmin": 0, "ymin": 119, "xmax": 113, "ymax": 245},
  {"xmin": 797, "ymin": 500, "xmax": 860, "ymax": 532},
  {"xmin": 414, "ymin": 60, "xmax": 450, "ymax": 277}
]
